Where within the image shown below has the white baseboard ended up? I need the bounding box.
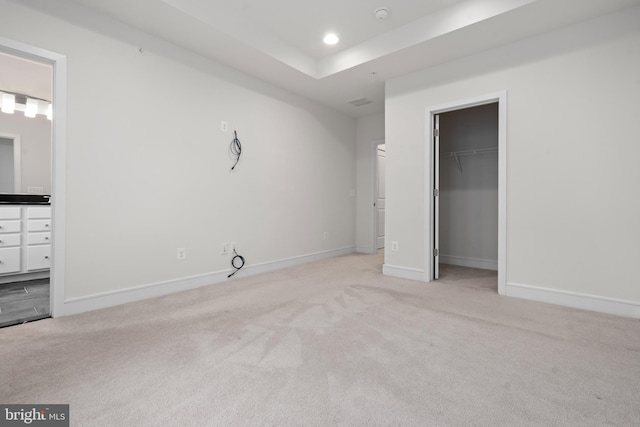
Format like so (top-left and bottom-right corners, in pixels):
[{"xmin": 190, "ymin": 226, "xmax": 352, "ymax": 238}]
[
  {"xmin": 62, "ymin": 270, "xmax": 228, "ymax": 316},
  {"xmin": 382, "ymin": 264, "xmax": 426, "ymax": 282},
  {"xmin": 238, "ymin": 246, "xmax": 355, "ymax": 277},
  {"xmin": 62, "ymin": 246, "xmax": 356, "ymax": 316},
  {"xmin": 356, "ymin": 246, "xmax": 384, "ymax": 255},
  {"xmin": 439, "ymin": 255, "xmax": 497, "ymax": 271},
  {"xmin": 506, "ymin": 283, "xmax": 640, "ymax": 319}
]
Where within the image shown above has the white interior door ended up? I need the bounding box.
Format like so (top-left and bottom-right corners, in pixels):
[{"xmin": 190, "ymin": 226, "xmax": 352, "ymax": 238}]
[
  {"xmin": 376, "ymin": 145, "xmax": 386, "ymax": 249},
  {"xmin": 434, "ymin": 116, "xmax": 440, "ymax": 279}
]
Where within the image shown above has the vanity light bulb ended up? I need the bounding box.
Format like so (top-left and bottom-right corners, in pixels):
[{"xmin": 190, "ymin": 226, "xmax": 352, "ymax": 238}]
[
  {"xmin": 46, "ymin": 103, "xmax": 52, "ymax": 120},
  {"xmin": 1, "ymin": 93, "xmax": 15, "ymax": 114},
  {"xmin": 25, "ymin": 98, "xmax": 39, "ymax": 118}
]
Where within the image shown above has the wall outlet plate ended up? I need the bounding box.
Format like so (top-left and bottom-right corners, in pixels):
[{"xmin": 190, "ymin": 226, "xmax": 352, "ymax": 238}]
[
  {"xmin": 221, "ymin": 243, "xmax": 228, "ymax": 255},
  {"xmin": 391, "ymin": 241, "xmax": 399, "ymax": 251},
  {"xmin": 177, "ymin": 248, "xmax": 186, "ymax": 260}
]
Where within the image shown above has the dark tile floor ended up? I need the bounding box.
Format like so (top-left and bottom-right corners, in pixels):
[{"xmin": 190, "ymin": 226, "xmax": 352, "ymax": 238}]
[{"xmin": 0, "ymin": 278, "xmax": 50, "ymax": 328}]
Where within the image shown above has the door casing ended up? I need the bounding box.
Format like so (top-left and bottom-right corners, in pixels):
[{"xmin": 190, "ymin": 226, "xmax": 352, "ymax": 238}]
[
  {"xmin": 376, "ymin": 144, "xmax": 386, "ymax": 250},
  {"xmin": 426, "ymin": 91, "xmax": 507, "ymax": 295},
  {"xmin": 433, "ymin": 115, "xmax": 440, "ymax": 280},
  {"xmin": 0, "ymin": 36, "xmax": 68, "ymax": 317},
  {"xmin": 369, "ymin": 138, "xmax": 385, "ymax": 254}
]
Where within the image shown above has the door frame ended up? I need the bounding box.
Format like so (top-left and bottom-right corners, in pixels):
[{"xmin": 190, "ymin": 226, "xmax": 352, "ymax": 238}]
[
  {"xmin": 370, "ymin": 138, "xmax": 385, "ymax": 254},
  {"xmin": 425, "ymin": 91, "xmax": 507, "ymax": 295},
  {"xmin": 0, "ymin": 133, "xmax": 21, "ymax": 192},
  {"xmin": 0, "ymin": 36, "xmax": 68, "ymax": 317},
  {"xmin": 433, "ymin": 115, "xmax": 440, "ymax": 280}
]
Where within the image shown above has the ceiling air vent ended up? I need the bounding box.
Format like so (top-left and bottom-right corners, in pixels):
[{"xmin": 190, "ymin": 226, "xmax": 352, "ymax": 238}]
[{"xmin": 346, "ymin": 97, "xmax": 373, "ymax": 107}]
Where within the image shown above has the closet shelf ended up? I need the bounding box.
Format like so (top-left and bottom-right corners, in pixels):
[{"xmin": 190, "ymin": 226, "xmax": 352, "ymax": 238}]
[
  {"xmin": 440, "ymin": 147, "xmax": 497, "ymax": 158},
  {"xmin": 440, "ymin": 147, "xmax": 497, "ymax": 172}
]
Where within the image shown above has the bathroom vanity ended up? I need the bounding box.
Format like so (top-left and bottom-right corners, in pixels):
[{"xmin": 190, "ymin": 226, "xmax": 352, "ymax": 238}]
[{"xmin": 0, "ymin": 195, "xmax": 51, "ymax": 284}]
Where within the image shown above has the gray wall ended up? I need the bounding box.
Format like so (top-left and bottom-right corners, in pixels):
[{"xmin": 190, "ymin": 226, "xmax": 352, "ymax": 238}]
[
  {"xmin": 439, "ymin": 104, "xmax": 498, "ymax": 269},
  {"xmin": 355, "ymin": 113, "xmax": 385, "ymax": 253}
]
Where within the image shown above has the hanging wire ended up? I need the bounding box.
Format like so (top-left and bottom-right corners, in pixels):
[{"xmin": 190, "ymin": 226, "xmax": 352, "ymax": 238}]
[
  {"xmin": 230, "ymin": 130, "xmax": 242, "ymax": 171},
  {"xmin": 227, "ymin": 249, "xmax": 246, "ymax": 278}
]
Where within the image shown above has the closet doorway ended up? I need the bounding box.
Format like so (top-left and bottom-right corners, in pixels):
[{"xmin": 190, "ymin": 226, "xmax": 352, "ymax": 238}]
[{"xmin": 427, "ymin": 92, "xmax": 507, "ymax": 294}]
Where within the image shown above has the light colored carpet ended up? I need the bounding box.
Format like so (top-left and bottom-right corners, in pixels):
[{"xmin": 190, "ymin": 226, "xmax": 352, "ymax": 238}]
[{"xmin": 1, "ymin": 252, "xmax": 639, "ymax": 426}]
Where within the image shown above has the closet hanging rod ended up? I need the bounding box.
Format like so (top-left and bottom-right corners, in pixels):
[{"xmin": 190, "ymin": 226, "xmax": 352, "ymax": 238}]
[{"xmin": 440, "ymin": 147, "xmax": 497, "ymax": 157}]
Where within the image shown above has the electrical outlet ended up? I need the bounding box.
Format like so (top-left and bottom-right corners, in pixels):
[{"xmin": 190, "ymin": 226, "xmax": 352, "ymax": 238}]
[
  {"xmin": 323, "ymin": 232, "xmax": 328, "ymax": 240},
  {"xmin": 221, "ymin": 121, "xmax": 228, "ymax": 132},
  {"xmin": 177, "ymin": 248, "xmax": 186, "ymax": 260},
  {"xmin": 391, "ymin": 241, "xmax": 399, "ymax": 251},
  {"xmin": 221, "ymin": 243, "xmax": 228, "ymax": 255}
]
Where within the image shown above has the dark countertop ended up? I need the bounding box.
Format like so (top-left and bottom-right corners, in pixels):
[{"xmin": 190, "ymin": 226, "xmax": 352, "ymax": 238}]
[{"xmin": 0, "ymin": 194, "xmax": 51, "ymax": 205}]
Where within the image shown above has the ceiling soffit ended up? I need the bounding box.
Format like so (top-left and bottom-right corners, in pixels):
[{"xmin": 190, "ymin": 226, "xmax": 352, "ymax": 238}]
[{"xmin": 161, "ymin": 0, "xmax": 537, "ymax": 79}]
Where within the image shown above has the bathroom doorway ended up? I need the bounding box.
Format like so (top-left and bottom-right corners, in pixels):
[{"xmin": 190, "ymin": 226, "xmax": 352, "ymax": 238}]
[{"xmin": 0, "ymin": 36, "xmax": 67, "ymax": 323}]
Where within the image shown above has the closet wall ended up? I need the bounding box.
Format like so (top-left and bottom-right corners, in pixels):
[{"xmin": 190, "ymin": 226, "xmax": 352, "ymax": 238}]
[{"xmin": 439, "ymin": 103, "xmax": 498, "ymax": 270}]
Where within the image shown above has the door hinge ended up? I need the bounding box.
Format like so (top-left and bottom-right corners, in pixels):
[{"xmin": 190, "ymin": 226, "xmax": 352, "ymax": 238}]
[
  {"xmin": 433, "ymin": 189, "xmax": 439, "ymax": 197},
  {"xmin": 433, "ymin": 248, "xmax": 439, "ymax": 257},
  {"xmin": 434, "ymin": 129, "xmax": 439, "ymax": 137}
]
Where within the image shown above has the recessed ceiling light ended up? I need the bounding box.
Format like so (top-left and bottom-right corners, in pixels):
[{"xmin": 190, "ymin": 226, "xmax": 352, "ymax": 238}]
[{"xmin": 323, "ymin": 33, "xmax": 339, "ymax": 45}]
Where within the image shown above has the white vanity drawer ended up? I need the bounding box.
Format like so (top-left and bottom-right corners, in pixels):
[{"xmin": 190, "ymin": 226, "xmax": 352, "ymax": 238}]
[
  {"xmin": 0, "ymin": 220, "xmax": 21, "ymax": 234},
  {"xmin": 28, "ymin": 232, "xmax": 51, "ymax": 245},
  {"xmin": 0, "ymin": 234, "xmax": 21, "ymax": 247},
  {"xmin": 28, "ymin": 219, "xmax": 51, "ymax": 232},
  {"xmin": 27, "ymin": 245, "xmax": 51, "ymax": 271},
  {"xmin": 0, "ymin": 247, "xmax": 21, "ymax": 274},
  {"xmin": 27, "ymin": 207, "xmax": 51, "ymax": 219},
  {"xmin": 0, "ymin": 207, "xmax": 21, "ymax": 220}
]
